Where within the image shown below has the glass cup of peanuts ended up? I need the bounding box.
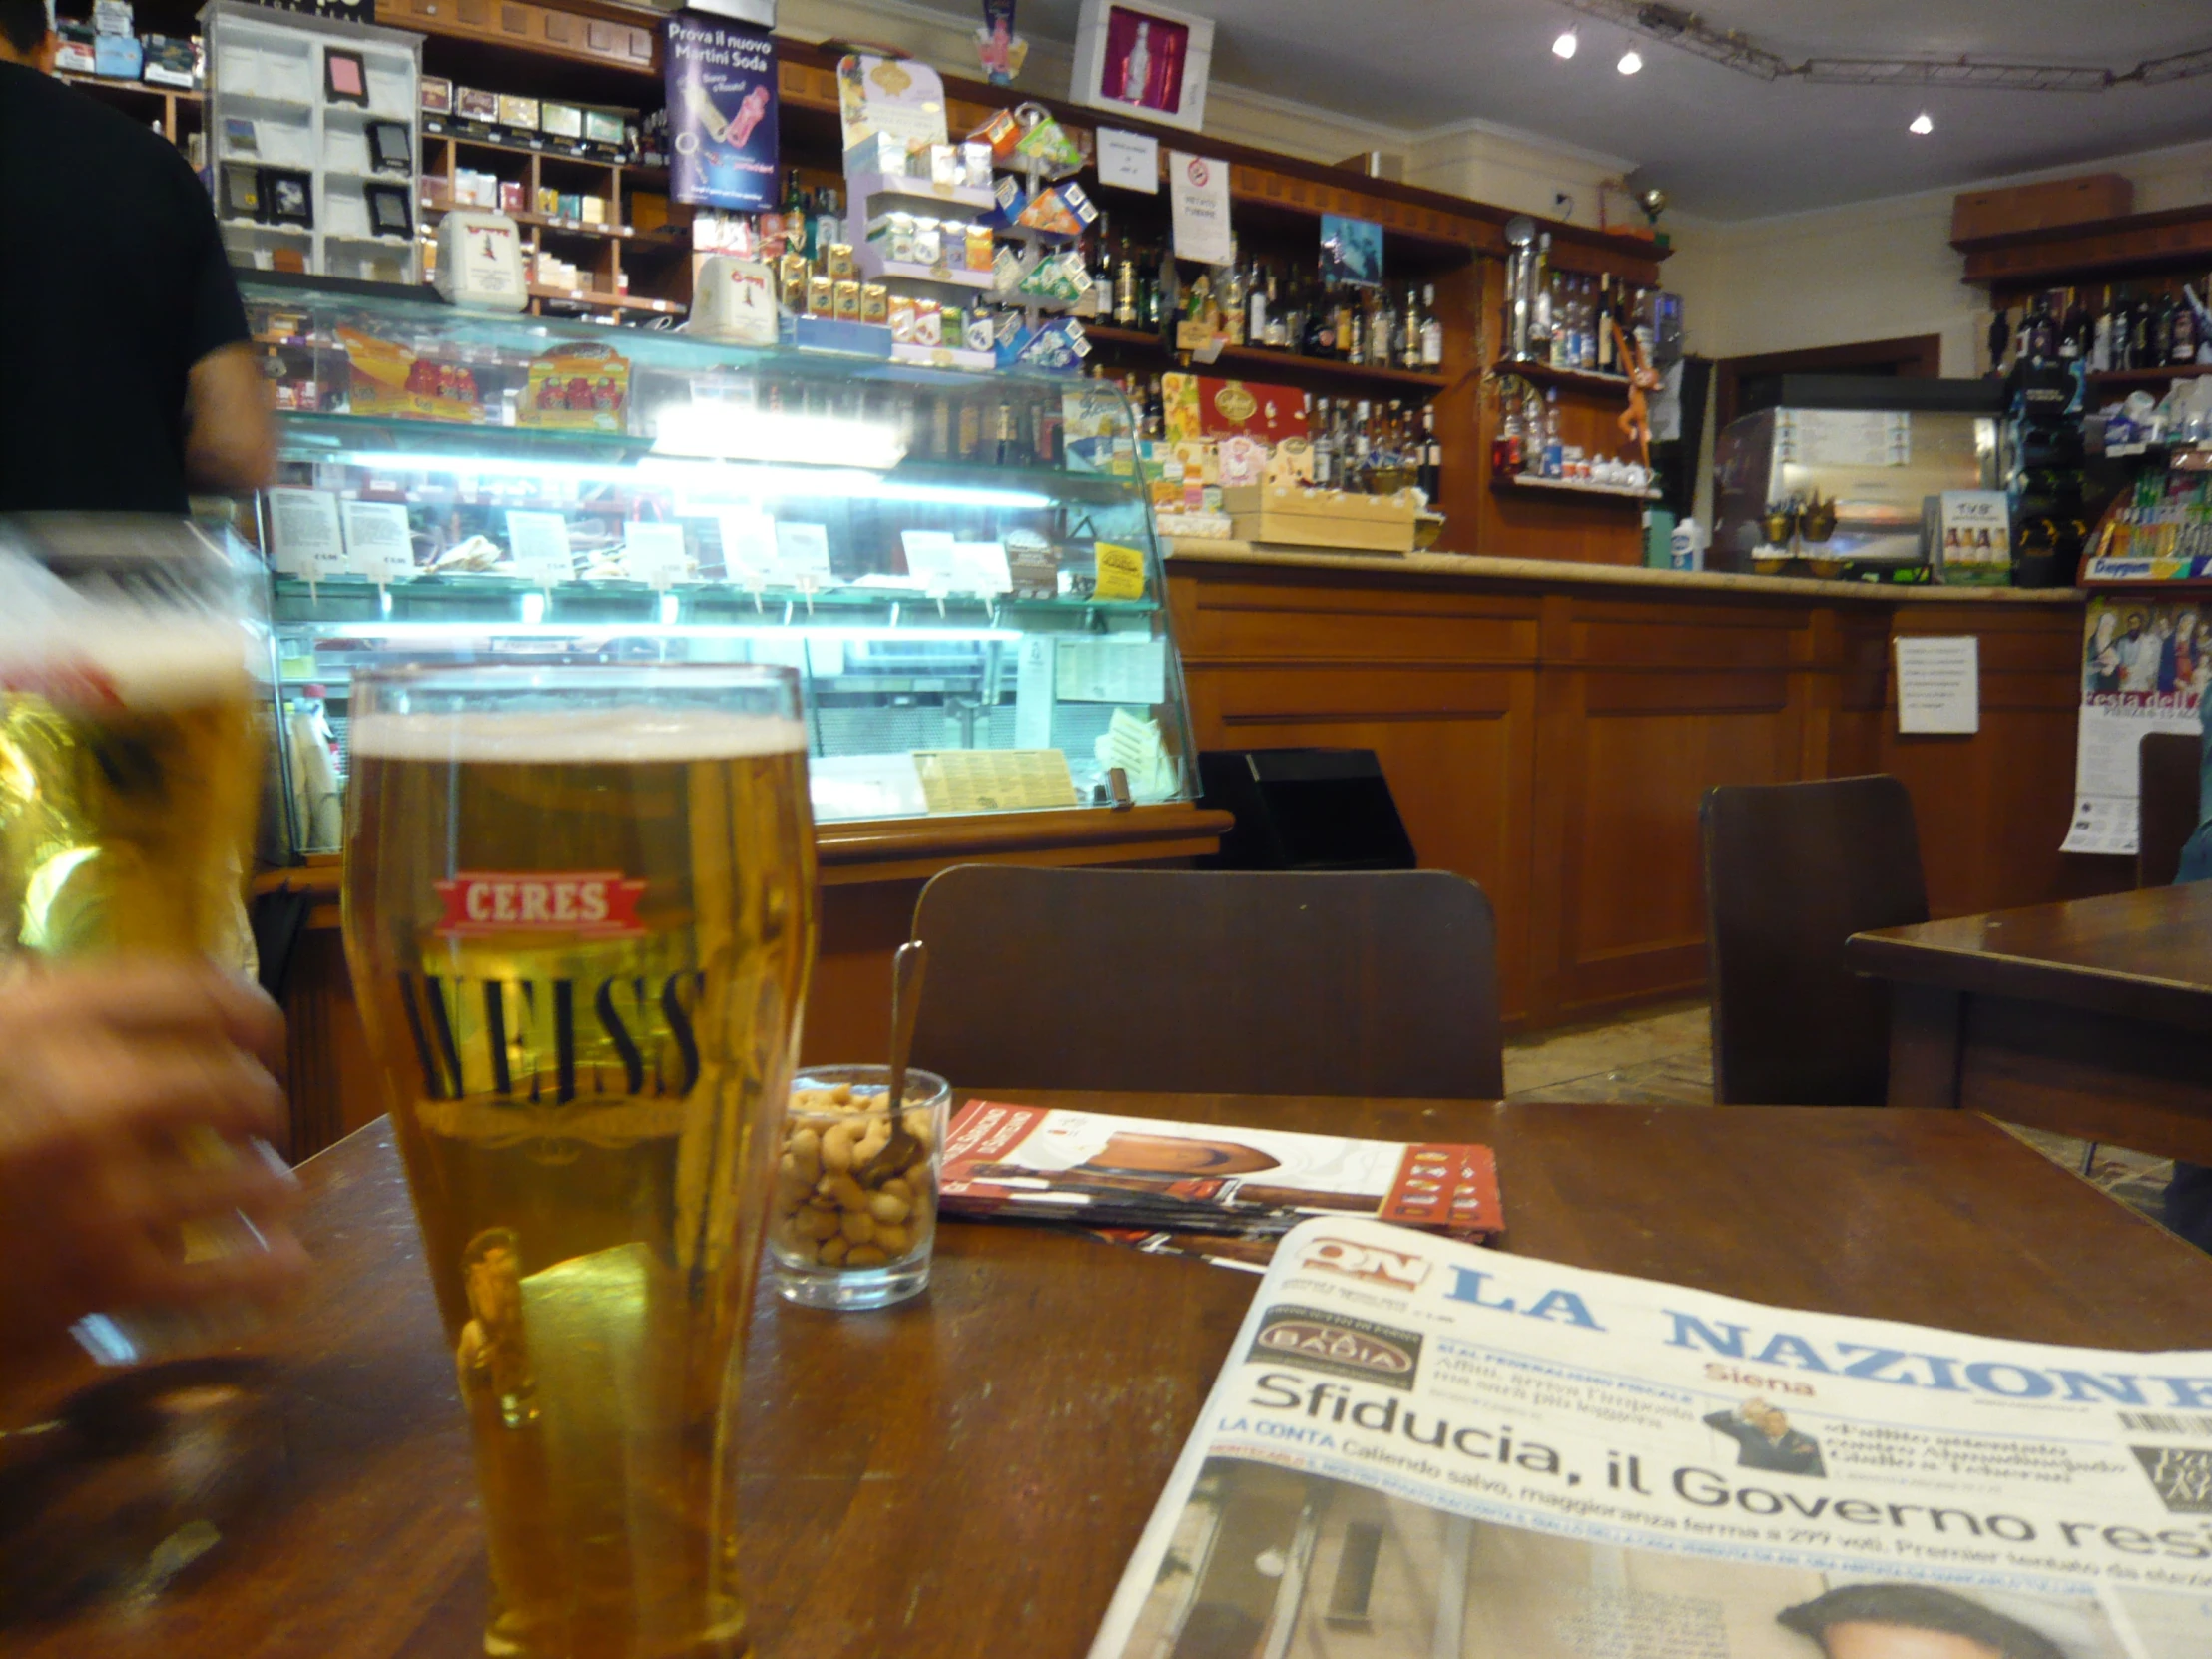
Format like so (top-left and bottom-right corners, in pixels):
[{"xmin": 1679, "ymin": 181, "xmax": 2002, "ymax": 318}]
[{"xmin": 770, "ymin": 1064, "xmax": 952, "ymax": 1310}]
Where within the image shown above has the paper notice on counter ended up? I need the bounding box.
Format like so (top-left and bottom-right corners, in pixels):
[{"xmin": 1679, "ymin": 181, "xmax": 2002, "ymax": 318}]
[
  {"xmin": 775, "ymin": 522, "xmax": 833, "ymax": 582},
  {"xmin": 1092, "ymin": 541, "xmax": 1148, "ymax": 601},
  {"xmin": 1168, "ymin": 151, "xmax": 1232, "ymax": 266},
  {"xmin": 950, "ymin": 540, "xmax": 1012, "ymax": 595},
  {"xmin": 2061, "ymin": 595, "xmax": 2206, "ymax": 856},
  {"xmin": 1056, "ymin": 636, "xmax": 1168, "ymax": 704},
  {"xmin": 621, "ymin": 522, "xmax": 691, "ymax": 589},
  {"xmin": 1776, "ymin": 408, "xmax": 1911, "ymax": 469},
  {"xmin": 268, "ymin": 488, "xmax": 345, "ymax": 580},
  {"xmin": 505, "ymin": 511, "xmax": 574, "ymax": 585},
  {"xmin": 1894, "ymin": 635, "xmax": 1979, "ymax": 734},
  {"xmin": 912, "ymin": 748, "xmax": 1077, "ymax": 814},
  {"xmin": 340, "ymin": 499, "xmax": 415, "ymax": 584},
  {"xmin": 1097, "ymin": 127, "xmax": 1158, "ymax": 193},
  {"xmin": 719, "ymin": 508, "xmax": 781, "ymax": 584},
  {"xmin": 899, "ymin": 529, "xmax": 960, "ymax": 592}
]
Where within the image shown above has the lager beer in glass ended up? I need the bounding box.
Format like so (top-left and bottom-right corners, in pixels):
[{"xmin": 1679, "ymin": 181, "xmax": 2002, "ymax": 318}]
[
  {"xmin": 341, "ymin": 664, "xmax": 817, "ymax": 1659},
  {"xmin": 0, "ymin": 517, "xmax": 269, "ymax": 1363}
]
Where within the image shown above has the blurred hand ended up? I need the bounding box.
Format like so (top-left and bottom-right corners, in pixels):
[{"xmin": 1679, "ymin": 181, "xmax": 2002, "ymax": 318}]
[{"xmin": 0, "ymin": 962, "xmax": 308, "ymax": 1347}]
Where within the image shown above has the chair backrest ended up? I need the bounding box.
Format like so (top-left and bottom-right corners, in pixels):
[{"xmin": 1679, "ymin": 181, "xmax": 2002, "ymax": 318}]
[
  {"xmin": 1701, "ymin": 775, "xmax": 1930, "ymax": 1106},
  {"xmin": 2137, "ymin": 731, "xmax": 2201, "ymax": 888},
  {"xmin": 908, "ymin": 866, "xmax": 1503, "ymax": 1099}
]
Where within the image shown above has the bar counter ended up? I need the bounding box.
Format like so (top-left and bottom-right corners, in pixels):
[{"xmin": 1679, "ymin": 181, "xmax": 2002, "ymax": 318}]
[{"xmin": 1166, "ymin": 543, "xmax": 2119, "ymax": 1031}]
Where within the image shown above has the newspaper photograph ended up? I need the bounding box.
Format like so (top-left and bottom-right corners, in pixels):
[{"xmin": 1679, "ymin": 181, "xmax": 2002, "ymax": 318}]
[
  {"xmin": 2062, "ymin": 596, "xmax": 2205, "ymax": 856},
  {"xmin": 1089, "ymin": 1216, "xmax": 2212, "ymax": 1659}
]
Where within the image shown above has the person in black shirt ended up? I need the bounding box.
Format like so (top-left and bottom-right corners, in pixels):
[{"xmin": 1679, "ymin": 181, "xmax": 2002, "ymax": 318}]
[{"xmin": 0, "ymin": 0, "xmax": 275, "ymax": 511}]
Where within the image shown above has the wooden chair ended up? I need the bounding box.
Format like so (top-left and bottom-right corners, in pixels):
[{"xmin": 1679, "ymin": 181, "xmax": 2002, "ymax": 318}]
[
  {"xmin": 2137, "ymin": 731, "xmax": 2201, "ymax": 888},
  {"xmin": 907, "ymin": 866, "xmax": 1503, "ymax": 1099},
  {"xmin": 1701, "ymin": 776, "xmax": 1929, "ymax": 1106}
]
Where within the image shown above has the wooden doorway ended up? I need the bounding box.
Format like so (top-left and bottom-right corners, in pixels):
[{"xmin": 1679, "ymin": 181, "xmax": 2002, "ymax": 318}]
[{"xmin": 1714, "ymin": 333, "xmax": 1944, "ymax": 436}]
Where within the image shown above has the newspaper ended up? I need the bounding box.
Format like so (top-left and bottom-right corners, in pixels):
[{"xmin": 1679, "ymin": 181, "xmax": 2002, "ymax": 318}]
[
  {"xmin": 1088, "ymin": 1216, "xmax": 2212, "ymax": 1659},
  {"xmin": 940, "ymin": 1100, "xmax": 1502, "ymax": 1273},
  {"xmin": 2062, "ymin": 596, "xmax": 2203, "ymax": 857}
]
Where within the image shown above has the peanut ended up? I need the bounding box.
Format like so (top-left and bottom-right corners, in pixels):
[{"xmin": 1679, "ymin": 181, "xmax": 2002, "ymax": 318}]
[{"xmin": 774, "ymin": 1083, "xmax": 940, "ymax": 1275}]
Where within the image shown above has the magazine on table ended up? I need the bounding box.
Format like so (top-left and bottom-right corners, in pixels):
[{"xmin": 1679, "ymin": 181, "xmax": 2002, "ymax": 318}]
[
  {"xmin": 938, "ymin": 1101, "xmax": 1502, "ymax": 1272},
  {"xmin": 1088, "ymin": 1214, "xmax": 2212, "ymax": 1657}
]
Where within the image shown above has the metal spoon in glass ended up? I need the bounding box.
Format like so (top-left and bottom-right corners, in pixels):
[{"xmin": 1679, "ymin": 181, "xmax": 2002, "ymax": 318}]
[{"xmin": 860, "ymin": 940, "xmax": 927, "ymax": 1184}]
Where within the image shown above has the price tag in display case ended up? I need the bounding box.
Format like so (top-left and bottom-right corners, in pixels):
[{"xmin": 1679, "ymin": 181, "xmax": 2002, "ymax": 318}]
[
  {"xmin": 621, "ymin": 523, "xmax": 691, "ymax": 590},
  {"xmin": 505, "ymin": 511, "xmax": 574, "ymax": 584},
  {"xmin": 341, "ymin": 499, "xmax": 416, "ymax": 584}
]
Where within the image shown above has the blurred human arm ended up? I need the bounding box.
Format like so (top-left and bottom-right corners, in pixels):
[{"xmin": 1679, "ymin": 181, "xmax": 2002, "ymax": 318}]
[
  {"xmin": 184, "ymin": 342, "xmax": 276, "ymax": 495},
  {"xmin": 0, "ymin": 962, "xmax": 307, "ymax": 1350}
]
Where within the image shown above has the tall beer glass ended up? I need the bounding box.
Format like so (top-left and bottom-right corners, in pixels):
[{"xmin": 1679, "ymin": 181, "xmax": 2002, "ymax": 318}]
[
  {"xmin": 341, "ymin": 663, "xmax": 817, "ymax": 1659},
  {"xmin": 0, "ymin": 516, "xmax": 269, "ymax": 1362}
]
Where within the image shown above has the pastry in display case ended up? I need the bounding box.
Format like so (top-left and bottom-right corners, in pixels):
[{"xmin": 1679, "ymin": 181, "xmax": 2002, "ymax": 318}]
[{"xmin": 236, "ymin": 278, "xmax": 1194, "ymax": 858}]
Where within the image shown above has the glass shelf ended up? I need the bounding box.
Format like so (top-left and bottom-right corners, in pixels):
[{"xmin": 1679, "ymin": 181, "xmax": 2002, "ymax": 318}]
[{"xmin": 244, "ymin": 276, "xmax": 1190, "ymax": 859}]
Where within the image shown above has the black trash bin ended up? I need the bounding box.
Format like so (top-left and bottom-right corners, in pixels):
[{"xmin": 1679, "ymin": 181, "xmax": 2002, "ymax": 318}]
[{"xmin": 1198, "ymin": 748, "xmax": 1417, "ymax": 870}]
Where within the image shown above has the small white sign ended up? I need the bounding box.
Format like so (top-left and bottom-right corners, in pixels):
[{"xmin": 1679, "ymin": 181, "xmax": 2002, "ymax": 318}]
[
  {"xmin": 775, "ymin": 521, "xmax": 833, "ymax": 582},
  {"xmin": 621, "ymin": 522, "xmax": 691, "ymax": 589},
  {"xmin": 340, "ymin": 499, "xmax": 415, "ymax": 584},
  {"xmin": 900, "ymin": 528, "xmax": 961, "ymax": 590},
  {"xmin": 719, "ymin": 508, "xmax": 782, "ymax": 584},
  {"xmin": 1097, "ymin": 127, "xmax": 1159, "ymax": 193},
  {"xmin": 950, "ymin": 540, "xmax": 1013, "ymax": 595},
  {"xmin": 268, "ymin": 488, "xmax": 346, "ymax": 580},
  {"xmin": 1056, "ymin": 636, "xmax": 1168, "ymax": 704},
  {"xmin": 505, "ymin": 511, "xmax": 574, "ymax": 584},
  {"xmin": 1168, "ymin": 150, "xmax": 1232, "ymax": 266},
  {"xmin": 1895, "ymin": 635, "xmax": 1980, "ymax": 735}
]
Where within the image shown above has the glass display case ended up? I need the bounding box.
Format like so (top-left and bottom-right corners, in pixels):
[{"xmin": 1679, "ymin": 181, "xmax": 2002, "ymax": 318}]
[{"xmin": 237, "ymin": 278, "xmax": 1193, "ymax": 857}]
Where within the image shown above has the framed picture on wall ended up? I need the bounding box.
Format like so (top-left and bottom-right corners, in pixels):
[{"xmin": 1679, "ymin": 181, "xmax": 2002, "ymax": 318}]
[{"xmin": 1070, "ymin": 0, "xmax": 1213, "ymax": 133}]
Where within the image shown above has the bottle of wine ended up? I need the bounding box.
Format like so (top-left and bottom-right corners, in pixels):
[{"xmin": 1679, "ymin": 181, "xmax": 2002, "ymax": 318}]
[
  {"xmin": 1420, "ymin": 403, "xmax": 1442, "ymax": 501},
  {"xmin": 1420, "ymin": 282, "xmax": 1443, "ymax": 368},
  {"xmin": 1311, "ymin": 396, "xmax": 1336, "ymax": 488}
]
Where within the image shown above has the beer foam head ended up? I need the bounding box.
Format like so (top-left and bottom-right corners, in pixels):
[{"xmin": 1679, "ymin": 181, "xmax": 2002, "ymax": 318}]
[
  {"xmin": 349, "ymin": 709, "xmax": 809, "ymax": 762},
  {"xmin": 0, "ymin": 545, "xmax": 251, "ymax": 709}
]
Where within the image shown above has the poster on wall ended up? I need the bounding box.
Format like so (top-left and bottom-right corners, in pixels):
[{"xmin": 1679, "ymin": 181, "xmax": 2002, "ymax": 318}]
[
  {"xmin": 2060, "ymin": 594, "xmax": 2206, "ymax": 855},
  {"xmin": 665, "ymin": 12, "xmax": 778, "ymax": 211},
  {"xmin": 1070, "ymin": 0, "xmax": 1213, "ymax": 133}
]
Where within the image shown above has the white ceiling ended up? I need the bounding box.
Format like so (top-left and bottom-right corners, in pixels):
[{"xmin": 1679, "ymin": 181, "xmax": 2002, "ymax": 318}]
[{"xmin": 996, "ymin": 0, "xmax": 2212, "ymax": 220}]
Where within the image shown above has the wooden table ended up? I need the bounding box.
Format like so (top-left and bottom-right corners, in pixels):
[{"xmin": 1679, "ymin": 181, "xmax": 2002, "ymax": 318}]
[
  {"xmin": 1848, "ymin": 882, "xmax": 2212, "ymax": 1163},
  {"xmin": 6, "ymin": 1093, "xmax": 2210, "ymax": 1658}
]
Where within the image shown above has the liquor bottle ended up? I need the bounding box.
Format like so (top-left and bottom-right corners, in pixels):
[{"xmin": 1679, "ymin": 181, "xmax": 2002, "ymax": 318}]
[
  {"xmin": 1420, "ymin": 283, "xmax": 1443, "ymax": 368},
  {"xmin": 1141, "ymin": 375, "xmax": 1165, "ymax": 440},
  {"xmin": 1219, "ymin": 260, "xmax": 1246, "ymax": 345},
  {"xmin": 1419, "ymin": 403, "xmax": 1442, "ymax": 501},
  {"xmin": 2090, "ymin": 287, "xmax": 2114, "ymax": 374},
  {"xmin": 1264, "ymin": 271, "xmax": 1286, "ymax": 348},
  {"xmin": 1491, "ymin": 396, "xmax": 1522, "ymax": 476},
  {"xmin": 1247, "ymin": 262, "xmax": 1269, "ymax": 347},
  {"xmin": 2151, "ymin": 290, "xmax": 2177, "ymax": 366},
  {"xmin": 814, "ymin": 187, "xmax": 842, "ymax": 267},
  {"xmin": 1596, "ymin": 275, "xmax": 1616, "ymax": 373},
  {"xmin": 2174, "ymin": 289, "xmax": 2200, "ymax": 364},
  {"xmin": 1311, "ymin": 396, "xmax": 1336, "ymax": 488},
  {"xmin": 2061, "ymin": 288, "xmax": 2090, "ymax": 361},
  {"xmin": 2024, "ymin": 292, "xmax": 2056, "ymax": 363},
  {"xmin": 1529, "ymin": 234, "xmax": 1554, "ymax": 364},
  {"xmin": 1541, "ymin": 388, "xmax": 1563, "ymax": 479},
  {"xmin": 1349, "ymin": 399, "xmax": 1375, "ymax": 491},
  {"xmin": 1113, "ymin": 239, "xmax": 1138, "ymax": 326},
  {"xmin": 1344, "ymin": 290, "xmax": 1366, "ymax": 365}
]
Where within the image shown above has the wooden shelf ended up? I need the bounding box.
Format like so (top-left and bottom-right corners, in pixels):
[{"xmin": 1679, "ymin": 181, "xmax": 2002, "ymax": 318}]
[
  {"xmin": 422, "ymin": 202, "xmax": 683, "ymax": 247},
  {"xmin": 425, "ymin": 127, "xmax": 645, "ymax": 173},
  {"xmin": 1496, "ymin": 473, "xmax": 1658, "ymax": 503},
  {"xmin": 1491, "ymin": 359, "xmax": 1633, "ymax": 398},
  {"xmin": 528, "ymin": 283, "xmax": 683, "ymax": 314},
  {"xmin": 62, "ymin": 71, "xmax": 203, "ymax": 101},
  {"xmin": 2090, "ymin": 364, "xmax": 2212, "ymax": 389},
  {"xmin": 1082, "ymin": 325, "xmax": 1448, "ymax": 392},
  {"xmin": 1958, "ymin": 203, "xmax": 2212, "ymax": 288}
]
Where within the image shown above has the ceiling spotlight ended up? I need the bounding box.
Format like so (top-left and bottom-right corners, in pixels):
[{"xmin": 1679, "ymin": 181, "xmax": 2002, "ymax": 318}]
[
  {"xmin": 1618, "ymin": 48, "xmax": 1644, "ymax": 74},
  {"xmin": 1553, "ymin": 29, "xmax": 1578, "ymax": 59},
  {"xmin": 1910, "ymin": 111, "xmax": 1935, "ymax": 134}
]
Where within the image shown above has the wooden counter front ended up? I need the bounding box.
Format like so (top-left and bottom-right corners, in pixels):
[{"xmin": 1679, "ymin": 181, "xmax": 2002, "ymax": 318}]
[
  {"xmin": 256, "ymin": 804, "xmax": 1229, "ymax": 1159},
  {"xmin": 1168, "ymin": 549, "xmax": 2122, "ymax": 1031}
]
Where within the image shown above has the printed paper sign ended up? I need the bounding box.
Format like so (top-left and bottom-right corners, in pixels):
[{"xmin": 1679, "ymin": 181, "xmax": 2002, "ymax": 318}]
[
  {"xmin": 1168, "ymin": 150, "xmax": 1231, "ymax": 266},
  {"xmin": 719, "ymin": 508, "xmax": 782, "ymax": 583},
  {"xmin": 950, "ymin": 540, "xmax": 1013, "ymax": 595},
  {"xmin": 2061, "ymin": 595, "xmax": 2206, "ymax": 855},
  {"xmin": 340, "ymin": 499, "xmax": 415, "ymax": 583},
  {"xmin": 774, "ymin": 521, "xmax": 833, "ymax": 582},
  {"xmin": 1096, "ymin": 126, "xmax": 1158, "ymax": 193},
  {"xmin": 900, "ymin": 528, "xmax": 961, "ymax": 591},
  {"xmin": 1894, "ymin": 636, "xmax": 1979, "ymax": 735},
  {"xmin": 666, "ymin": 16, "xmax": 779, "ymax": 211},
  {"xmin": 267, "ymin": 487, "xmax": 345, "ymax": 580},
  {"xmin": 504, "ymin": 511, "xmax": 573, "ymax": 584},
  {"xmin": 1092, "ymin": 541, "xmax": 1148, "ymax": 601},
  {"xmin": 1056, "ymin": 636, "xmax": 1167, "ymax": 703},
  {"xmin": 835, "ymin": 52, "xmax": 947, "ymax": 152},
  {"xmin": 621, "ymin": 522, "xmax": 690, "ymax": 589},
  {"xmin": 912, "ymin": 748, "xmax": 1077, "ymax": 813}
]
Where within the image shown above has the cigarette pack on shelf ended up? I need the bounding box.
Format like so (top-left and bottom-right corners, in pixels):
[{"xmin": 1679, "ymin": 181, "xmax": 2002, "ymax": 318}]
[
  {"xmin": 521, "ymin": 342, "xmax": 630, "ymax": 433},
  {"xmin": 337, "ymin": 325, "xmax": 484, "ymax": 422},
  {"xmin": 1220, "ymin": 484, "xmax": 1418, "ymax": 553}
]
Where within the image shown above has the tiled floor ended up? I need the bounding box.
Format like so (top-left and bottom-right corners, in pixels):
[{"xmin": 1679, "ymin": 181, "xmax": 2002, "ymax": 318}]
[{"xmin": 1501, "ymin": 1001, "xmax": 2178, "ymax": 1231}]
